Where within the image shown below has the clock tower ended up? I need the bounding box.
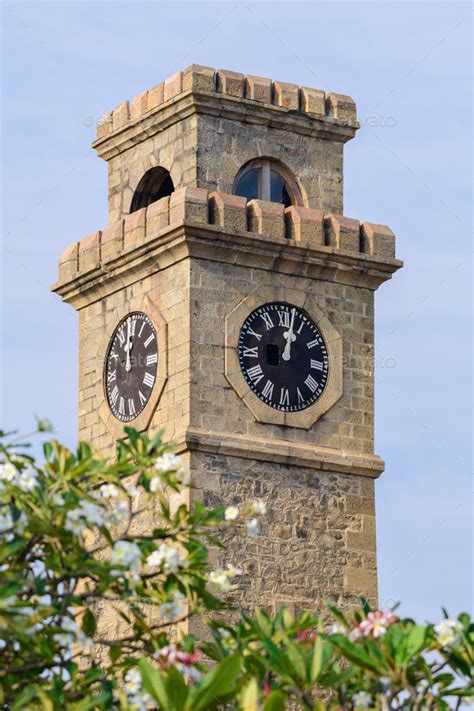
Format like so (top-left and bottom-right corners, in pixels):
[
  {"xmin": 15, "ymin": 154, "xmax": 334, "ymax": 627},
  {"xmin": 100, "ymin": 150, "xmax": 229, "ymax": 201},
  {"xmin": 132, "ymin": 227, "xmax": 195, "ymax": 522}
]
[{"xmin": 53, "ymin": 65, "xmax": 402, "ymax": 615}]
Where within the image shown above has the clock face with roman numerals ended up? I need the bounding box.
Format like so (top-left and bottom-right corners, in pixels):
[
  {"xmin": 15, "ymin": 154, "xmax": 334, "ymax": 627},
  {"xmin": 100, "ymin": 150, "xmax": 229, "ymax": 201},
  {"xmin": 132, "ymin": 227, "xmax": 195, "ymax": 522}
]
[
  {"xmin": 104, "ymin": 312, "xmax": 158, "ymax": 422},
  {"xmin": 238, "ymin": 302, "xmax": 329, "ymax": 412}
]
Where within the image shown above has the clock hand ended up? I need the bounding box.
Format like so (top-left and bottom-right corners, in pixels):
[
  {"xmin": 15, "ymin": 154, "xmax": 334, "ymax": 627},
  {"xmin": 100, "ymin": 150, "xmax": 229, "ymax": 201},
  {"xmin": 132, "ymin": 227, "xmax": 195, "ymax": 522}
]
[
  {"xmin": 282, "ymin": 308, "xmax": 297, "ymax": 362},
  {"xmin": 125, "ymin": 319, "xmax": 132, "ymax": 373}
]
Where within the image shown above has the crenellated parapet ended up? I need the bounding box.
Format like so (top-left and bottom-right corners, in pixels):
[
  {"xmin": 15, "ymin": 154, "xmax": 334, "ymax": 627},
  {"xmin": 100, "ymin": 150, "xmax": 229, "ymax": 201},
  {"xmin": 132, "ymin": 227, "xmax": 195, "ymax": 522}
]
[
  {"xmin": 93, "ymin": 65, "xmax": 358, "ymax": 159},
  {"xmin": 53, "ymin": 188, "xmax": 402, "ymax": 304}
]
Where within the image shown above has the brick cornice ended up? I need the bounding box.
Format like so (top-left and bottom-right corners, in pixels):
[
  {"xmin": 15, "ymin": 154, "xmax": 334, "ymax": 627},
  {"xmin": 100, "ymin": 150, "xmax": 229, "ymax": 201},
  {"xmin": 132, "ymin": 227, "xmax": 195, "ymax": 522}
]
[{"xmin": 176, "ymin": 427, "xmax": 385, "ymax": 479}]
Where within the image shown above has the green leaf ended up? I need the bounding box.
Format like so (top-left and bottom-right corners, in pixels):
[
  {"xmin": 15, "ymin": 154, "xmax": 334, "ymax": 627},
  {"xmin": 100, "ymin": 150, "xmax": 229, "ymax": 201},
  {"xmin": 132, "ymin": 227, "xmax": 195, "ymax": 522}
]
[
  {"xmin": 166, "ymin": 666, "xmax": 189, "ymax": 711},
  {"xmin": 109, "ymin": 645, "xmax": 122, "ymax": 663},
  {"xmin": 139, "ymin": 659, "xmax": 170, "ymax": 709},
  {"xmin": 187, "ymin": 654, "xmax": 241, "ymax": 711},
  {"xmin": 241, "ymin": 677, "xmax": 259, "ymax": 711},
  {"xmin": 82, "ymin": 609, "xmax": 96, "ymax": 637},
  {"xmin": 263, "ymin": 690, "xmax": 286, "ymax": 711}
]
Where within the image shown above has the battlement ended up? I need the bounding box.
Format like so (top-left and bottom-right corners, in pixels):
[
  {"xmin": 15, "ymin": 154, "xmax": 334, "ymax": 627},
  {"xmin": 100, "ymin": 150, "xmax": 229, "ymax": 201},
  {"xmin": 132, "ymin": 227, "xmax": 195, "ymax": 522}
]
[
  {"xmin": 94, "ymin": 64, "xmax": 358, "ymax": 157},
  {"xmin": 53, "ymin": 188, "xmax": 401, "ymax": 300}
]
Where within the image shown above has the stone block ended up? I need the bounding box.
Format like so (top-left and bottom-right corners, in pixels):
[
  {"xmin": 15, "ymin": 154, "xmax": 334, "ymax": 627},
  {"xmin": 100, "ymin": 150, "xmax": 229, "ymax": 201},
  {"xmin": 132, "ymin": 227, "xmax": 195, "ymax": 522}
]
[
  {"xmin": 325, "ymin": 214, "xmax": 360, "ymax": 253},
  {"xmin": 130, "ymin": 91, "xmax": 148, "ymax": 121},
  {"xmin": 247, "ymin": 199, "xmax": 285, "ymax": 239},
  {"xmin": 101, "ymin": 219, "xmax": 124, "ymax": 263},
  {"xmin": 78, "ymin": 230, "xmax": 101, "ymax": 273},
  {"xmin": 147, "ymin": 82, "xmax": 164, "ymax": 111},
  {"xmin": 344, "ymin": 567, "xmax": 377, "ymax": 595},
  {"xmin": 96, "ymin": 111, "xmax": 112, "ymax": 140},
  {"xmin": 112, "ymin": 101, "xmax": 130, "ymax": 131},
  {"xmin": 284, "ymin": 206, "xmax": 324, "ymax": 244},
  {"xmin": 164, "ymin": 71, "xmax": 183, "ymax": 102},
  {"xmin": 273, "ymin": 81, "xmax": 299, "ymax": 110},
  {"xmin": 216, "ymin": 69, "xmax": 245, "ymax": 97},
  {"xmin": 361, "ymin": 222, "xmax": 396, "ymax": 260},
  {"xmin": 326, "ymin": 93, "xmax": 357, "ymax": 123},
  {"xmin": 300, "ymin": 87, "xmax": 325, "ymax": 116},
  {"xmin": 183, "ymin": 64, "xmax": 215, "ymax": 93},
  {"xmin": 58, "ymin": 242, "xmax": 78, "ymax": 282},
  {"xmin": 209, "ymin": 191, "xmax": 247, "ymax": 232},
  {"xmin": 146, "ymin": 196, "xmax": 170, "ymax": 238},
  {"xmin": 169, "ymin": 186, "xmax": 209, "ymax": 226},
  {"xmin": 124, "ymin": 208, "xmax": 146, "ymax": 248},
  {"xmin": 245, "ymin": 74, "xmax": 272, "ymax": 103}
]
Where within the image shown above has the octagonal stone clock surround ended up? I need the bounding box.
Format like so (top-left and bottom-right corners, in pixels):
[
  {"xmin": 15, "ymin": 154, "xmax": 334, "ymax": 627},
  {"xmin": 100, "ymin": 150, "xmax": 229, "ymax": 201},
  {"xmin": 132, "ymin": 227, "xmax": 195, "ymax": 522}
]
[
  {"xmin": 225, "ymin": 285, "xmax": 343, "ymax": 429},
  {"xmin": 98, "ymin": 293, "xmax": 168, "ymax": 438}
]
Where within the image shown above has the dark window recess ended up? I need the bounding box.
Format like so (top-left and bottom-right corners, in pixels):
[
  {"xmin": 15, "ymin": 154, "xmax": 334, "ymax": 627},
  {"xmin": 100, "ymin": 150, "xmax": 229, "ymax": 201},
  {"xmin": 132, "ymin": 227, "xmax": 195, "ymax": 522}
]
[
  {"xmin": 130, "ymin": 168, "xmax": 174, "ymax": 213},
  {"xmin": 266, "ymin": 343, "xmax": 280, "ymax": 366},
  {"xmin": 233, "ymin": 159, "xmax": 300, "ymax": 208}
]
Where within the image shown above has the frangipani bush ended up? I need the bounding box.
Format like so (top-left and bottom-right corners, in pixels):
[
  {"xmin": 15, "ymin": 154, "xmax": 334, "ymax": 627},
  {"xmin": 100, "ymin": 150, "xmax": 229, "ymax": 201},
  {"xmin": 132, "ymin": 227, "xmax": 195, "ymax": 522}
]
[{"xmin": 0, "ymin": 423, "xmax": 472, "ymax": 710}]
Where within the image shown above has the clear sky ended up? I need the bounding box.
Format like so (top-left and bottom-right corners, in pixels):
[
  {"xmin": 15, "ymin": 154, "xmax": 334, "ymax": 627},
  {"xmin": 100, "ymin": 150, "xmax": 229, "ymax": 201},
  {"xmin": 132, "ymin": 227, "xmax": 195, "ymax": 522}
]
[{"xmin": 1, "ymin": 1, "xmax": 472, "ymax": 622}]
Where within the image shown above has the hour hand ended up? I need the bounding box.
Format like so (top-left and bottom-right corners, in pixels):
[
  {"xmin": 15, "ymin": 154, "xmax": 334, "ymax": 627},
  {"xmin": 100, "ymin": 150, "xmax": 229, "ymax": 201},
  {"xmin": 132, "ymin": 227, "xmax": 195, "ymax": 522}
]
[
  {"xmin": 282, "ymin": 308, "xmax": 297, "ymax": 362},
  {"xmin": 124, "ymin": 319, "xmax": 133, "ymax": 372}
]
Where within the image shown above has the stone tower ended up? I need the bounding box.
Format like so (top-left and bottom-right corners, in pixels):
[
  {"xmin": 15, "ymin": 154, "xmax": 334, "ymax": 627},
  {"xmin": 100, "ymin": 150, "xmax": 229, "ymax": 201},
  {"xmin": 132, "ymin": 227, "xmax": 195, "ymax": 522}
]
[{"xmin": 53, "ymin": 65, "xmax": 402, "ymax": 615}]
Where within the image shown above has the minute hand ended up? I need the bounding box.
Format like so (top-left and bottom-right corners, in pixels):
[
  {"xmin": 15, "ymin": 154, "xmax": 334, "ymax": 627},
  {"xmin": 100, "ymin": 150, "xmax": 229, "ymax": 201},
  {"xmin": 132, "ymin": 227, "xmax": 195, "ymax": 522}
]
[{"xmin": 282, "ymin": 308, "xmax": 297, "ymax": 362}]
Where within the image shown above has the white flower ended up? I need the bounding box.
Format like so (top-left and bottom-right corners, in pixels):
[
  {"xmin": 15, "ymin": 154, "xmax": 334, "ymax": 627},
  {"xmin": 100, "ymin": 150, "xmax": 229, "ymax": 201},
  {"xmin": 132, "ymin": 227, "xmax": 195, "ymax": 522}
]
[
  {"xmin": 110, "ymin": 541, "xmax": 142, "ymax": 575},
  {"xmin": 434, "ymin": 618, "xmax": 463, "ymax": 647},
  {"xmin": 124, "ymin": 668, "xmax": 142, "ymax": 695},
  {"xmin": 124, "ymin": 482, "xmax": 139, "ymax": 499},
  {"xmin": 353, "ymin": 691, "xmax": 372, "ymax": 708},
  {"xmin": 65, "ymin": 500, "xmax": 105, "ymax": 535},
  {"xmin": 147, "ymin": 543, "xmax": 188, "ymax": 573},
  {"xmin": 149, "ymin": 476, "xmax": 161, "ymax": 493},
  {"xmin": 159, "ymin": 590, "xmax": 186, "ymax": 621},
  {"xmin": 245, "ymin": 518, "xmax": 260, "ymax": 536},
  {"xmin": 99, "ymin": 483, "xmax": 120, "ymax": 499},
  {"xmin": 330, "ymin": 622, "xmax": 347, "ymax": 635},
  {"xmin": 17, "ymin": 467, "xmax": 39, "ymax": 492},
  {"xmin": 0, "ymin": 510, "xmax": 13, "ymax": 532},
  {"xmin": 51, "ymin": 493, "xmax": 65, "ymax": 506},
  {"xmin": 209, "ymin": 564, "xmax": 242, "ymax": 592},
  {"xmin": 0, "ymin": 463, "xmax": 17, "ymax": 482},
  {"xmin": 225, "ymin": 506, "xmax": 239, "ymax": 521},
  {"xmin": 155, "ymin": 453, "xmax": 186, "ymax": 473},
  {"xmin": 107, "ymin": 498, "xmax": 129, "ymax": 525},
  {"xmin": 252, "ymin": 499, "xmax": 266, "ymax": 515}
]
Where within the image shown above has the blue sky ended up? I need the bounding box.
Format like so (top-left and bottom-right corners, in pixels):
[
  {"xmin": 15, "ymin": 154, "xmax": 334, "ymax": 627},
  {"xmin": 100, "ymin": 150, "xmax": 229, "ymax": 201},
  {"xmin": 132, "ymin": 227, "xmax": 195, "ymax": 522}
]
[{"xmin": 1, "ymin": 1, "xmax": 472, "ymax": 621}]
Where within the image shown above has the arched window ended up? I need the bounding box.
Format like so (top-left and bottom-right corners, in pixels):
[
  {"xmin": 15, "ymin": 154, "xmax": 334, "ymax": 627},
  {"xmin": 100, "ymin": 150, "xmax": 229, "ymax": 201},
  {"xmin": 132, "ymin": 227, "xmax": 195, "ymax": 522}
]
[
  {"xmin": 233, "ymin": 159, "xmax": 301, "ymax": 208},
  {"xmin": 130, "ymin": 167, "xmax": 174, "ymax": 213}
]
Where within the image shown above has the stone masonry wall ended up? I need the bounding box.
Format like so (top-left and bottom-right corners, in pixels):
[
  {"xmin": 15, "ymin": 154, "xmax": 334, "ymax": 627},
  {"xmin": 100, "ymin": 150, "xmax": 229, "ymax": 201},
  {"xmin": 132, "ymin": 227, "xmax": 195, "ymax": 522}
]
[
  {"xmin": 191, "ymin": 450, "xmax": 378, "ymax": 616},
  {"xmin": 196, "ymin": 114, "xmax": 344, "ymax": 213}
]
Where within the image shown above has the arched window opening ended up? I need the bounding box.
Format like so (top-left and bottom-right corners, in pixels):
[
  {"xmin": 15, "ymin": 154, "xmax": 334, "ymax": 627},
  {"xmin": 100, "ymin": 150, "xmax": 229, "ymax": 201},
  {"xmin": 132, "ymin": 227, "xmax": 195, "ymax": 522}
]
[
  {"xmin": 233, "ymin": 159, "xmax": 302, "ymax": 208},
  {"xmin": 130, "ymin": 167, "xmax": 174, "ymax": 213}
]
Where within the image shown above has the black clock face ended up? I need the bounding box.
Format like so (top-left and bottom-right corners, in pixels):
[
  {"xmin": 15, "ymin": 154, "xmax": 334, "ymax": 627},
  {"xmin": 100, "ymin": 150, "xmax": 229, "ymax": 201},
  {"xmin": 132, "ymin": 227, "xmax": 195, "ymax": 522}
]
[
  {"xmin": 238, "ymin": 302, "xmax": 329, "ymax": 412},
  {"xmin": 104, "ymin": 312, "xmax": 158, "ymax": 422}
]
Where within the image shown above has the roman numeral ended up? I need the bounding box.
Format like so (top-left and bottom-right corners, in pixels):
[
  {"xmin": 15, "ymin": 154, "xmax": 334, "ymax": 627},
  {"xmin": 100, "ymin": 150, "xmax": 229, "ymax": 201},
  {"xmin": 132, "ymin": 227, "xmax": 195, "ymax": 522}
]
[
  {"xmin": 128, "ymin": 398, "xmax": 136, "ymax": 417},
  {"xmin": 143, "ymin": 372, "xmax": 155, "ymax": 388},
  {"xmin": 305, "ymin": 374, "xmax": 319, "ymax": 393},
  {"xmin": 243, "ymin": 346, "xmax": 258, "ymax": 358},
  {"xmin": 118, "ymin": 397, "xmax": 125, "ymax": 415},
  {"xmin": 297, "ymin": 320, "xmax": 305, "ymax": 334},
  {"xmin": 262, "ymin": 380, "xmax": 274, "ymax": 399},
  {"xmin": 307, "ymin": 338, "xmax": 320, "ymax": 349},
  {"xmin": 110, "ymin": 385, "xmax": 119, "ymax": 406},
  {"xmin": 280, "ymin": 388, "xmax": 290, "ymax": 406},
  {"xmin": 138, "ymin": 320, "xmax": 146, "ymax": 337},
  {"xmin": 144, "ymin": 334, "xmax": 155, "ymax": 348},
  {"xmin": 297, "ymin": 387, "xmax": 305, "ymax": 404},
  {"xmin": 117, "ymin": 328, "xmax": 125, "ymax": 347},
  {"xmin": 278, "ymin": 310, "xmax": 290, "ymax": 328},
  {"xmin": 311, "ymin": 359, "xmax": 324, "ymax": 371},
  {"xmin": 128, "ymin": 317, "xmax": 137, "ymax": 336},
  {"xmin": 138, "ymin": 390, "xmax": 147, "ymax": 406},
  {"xmin": 247, "ymin": 364, "xmax": 264, "ymax": 385},
  {"xmin": 246, "ymin": 327, "xmax": 262, "ymax": 341},
  {"xmin": 107, "ymin": 370, "xmax": 116, "ymax": 383},
  {"xmin": 109, "ymin": 350, "xmax": 119, "ymax": 362},
  {"xmin": 146, "ymin": 353, "xmax": 158, "ymax": 366},
  {"xmin": 261, "ymin": 312, "xmax": 274, "ymax": 331}
]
